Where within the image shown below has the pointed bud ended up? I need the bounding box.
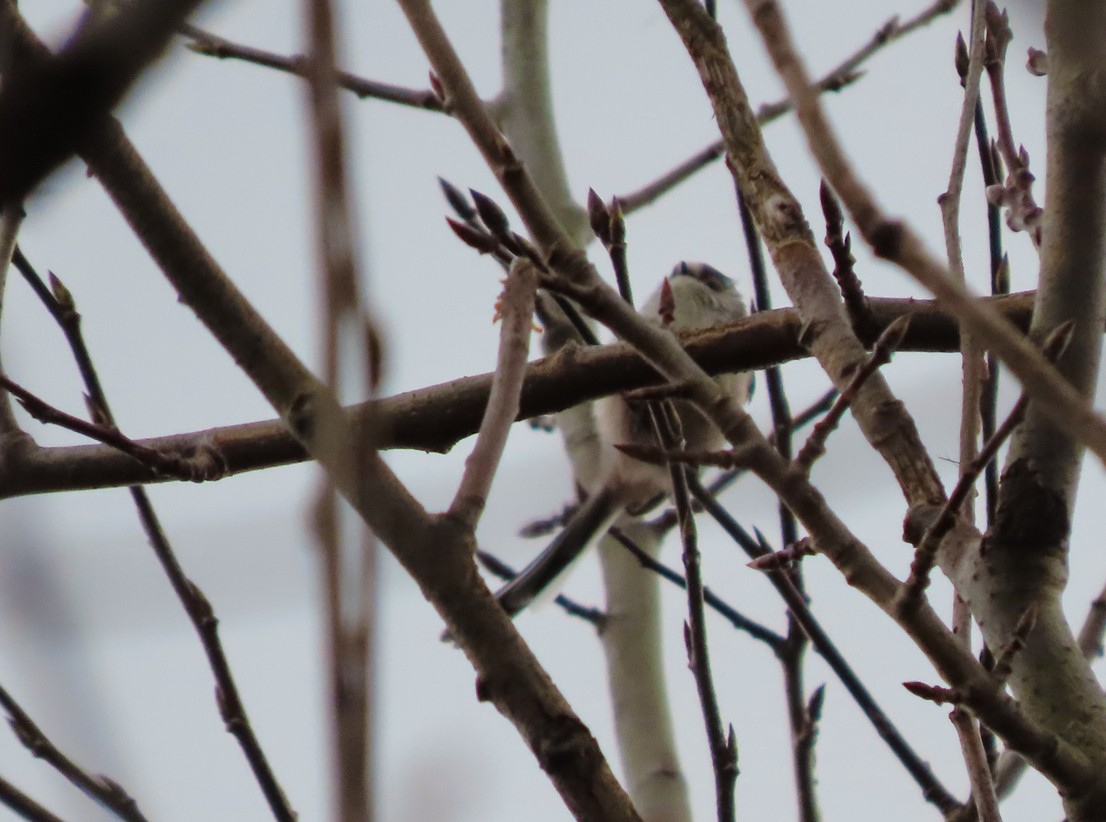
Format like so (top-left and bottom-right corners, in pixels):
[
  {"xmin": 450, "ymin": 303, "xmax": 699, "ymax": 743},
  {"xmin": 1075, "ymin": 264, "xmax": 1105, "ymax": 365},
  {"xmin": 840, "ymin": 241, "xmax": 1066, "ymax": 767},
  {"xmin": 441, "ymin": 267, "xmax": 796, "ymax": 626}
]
[
  {"xmin": 819, "ymin": 180, "xmax": 843, "ymax": 233},
  {"xmin": 807, "ymin": 684, "xmax": 826, "ymax": 721},
  {"xmin": 609, "ymin": 196, "xmax": 625, "ymax": 246},
  {"xmin": 954, "ymin": 32, "xmax": 969, "ymax": 84},
  {"xmin": 587, "ymin": 188, "xmax": 611, "ymax": 246},
  {"xmin": 48, "ymin": 272, "xmax": 75, "ymax": 311},
  {"xmin": 612, "ymin": 442, "xmax": 665, "ymax": 465},
  {"xmin": 875, "ymin": 314, "xmax": 911, "ymax": 355},
  {"xmin": 995, "ymin": 254, "xmax": 1010, "ymax": 294},
  {"xmin": 438, "ymin": 177, "xmax": 476, "ymax": 221},
  {"xmin": 469, "ymin": 189, "xmax": 511, "ymax": 238},
  {"xmin": 902, "ymin": 680, "xmax": 957, "ymax": 704},
  {"xmin": 445, "ymin": 218, "xmax": 499, "ymax": 254}
]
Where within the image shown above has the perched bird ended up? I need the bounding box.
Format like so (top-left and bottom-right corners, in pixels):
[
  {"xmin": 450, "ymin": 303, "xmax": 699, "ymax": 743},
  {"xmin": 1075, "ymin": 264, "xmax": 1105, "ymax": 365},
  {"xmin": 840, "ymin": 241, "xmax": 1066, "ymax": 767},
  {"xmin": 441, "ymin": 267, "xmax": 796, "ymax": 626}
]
[{"xmin": 493, "ymin": 261, "xmax": 753, "ymax": 616}]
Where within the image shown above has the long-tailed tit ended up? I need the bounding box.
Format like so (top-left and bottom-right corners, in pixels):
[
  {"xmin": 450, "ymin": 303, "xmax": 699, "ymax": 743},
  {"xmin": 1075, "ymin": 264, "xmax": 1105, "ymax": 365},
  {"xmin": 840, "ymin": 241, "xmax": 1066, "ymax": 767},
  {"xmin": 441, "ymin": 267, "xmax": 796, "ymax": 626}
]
[{"xmin": 494, "ymin": 261, "xmax": 753, "ymax": 616}]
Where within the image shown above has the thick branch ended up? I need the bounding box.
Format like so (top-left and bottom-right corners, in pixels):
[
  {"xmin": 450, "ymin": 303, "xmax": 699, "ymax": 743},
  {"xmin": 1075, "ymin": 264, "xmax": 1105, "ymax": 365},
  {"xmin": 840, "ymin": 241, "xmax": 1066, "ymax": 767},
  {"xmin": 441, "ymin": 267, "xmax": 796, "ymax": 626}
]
[{"xmin": 0, "ymin": 293, "xmax": 1042, "ymax": 497}]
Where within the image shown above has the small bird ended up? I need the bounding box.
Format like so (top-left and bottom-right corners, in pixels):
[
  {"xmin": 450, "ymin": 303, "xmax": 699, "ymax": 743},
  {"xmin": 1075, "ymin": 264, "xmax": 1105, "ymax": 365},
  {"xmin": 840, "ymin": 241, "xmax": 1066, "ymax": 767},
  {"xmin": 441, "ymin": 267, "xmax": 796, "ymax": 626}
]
[{"xmin": 493, "ymin": 261, "xmax": 753, "ymax": 616}]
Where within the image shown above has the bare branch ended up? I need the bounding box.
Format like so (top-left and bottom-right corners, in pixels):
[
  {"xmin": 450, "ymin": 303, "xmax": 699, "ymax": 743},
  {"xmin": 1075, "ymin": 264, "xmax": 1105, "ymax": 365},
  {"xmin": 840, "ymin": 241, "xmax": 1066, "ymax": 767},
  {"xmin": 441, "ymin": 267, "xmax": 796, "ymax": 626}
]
[
  {"xmin": 11, "ymin": 250, "xmax": 295, "ymax": 820},
  {"xmin": 0, "ymin": 682, "xmax": 147, "ymax": 821},
  {"xmin": 450, "ymin": 260, "xmax": 539, "ymax": 528},
  {"xmin": 618, "ymin": 0, "xmax": 960, "ymax": 214},
  {"xmin": 0, "ymin": 0, "xmax": 207, "ymax": 203},
  {"xmin": 0, "ymin": 775, "xmax": 65, "ymax": 822},
  {"xmin": 181, "ymin": 23, "xmax": 445, "ymax": 111}
]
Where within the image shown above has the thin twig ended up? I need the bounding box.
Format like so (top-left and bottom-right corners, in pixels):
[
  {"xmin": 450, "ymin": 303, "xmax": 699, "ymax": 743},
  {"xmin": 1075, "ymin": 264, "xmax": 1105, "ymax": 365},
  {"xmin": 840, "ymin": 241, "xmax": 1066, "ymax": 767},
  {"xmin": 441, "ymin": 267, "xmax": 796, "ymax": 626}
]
[
  {"xmin": 618, "ymin": 0, "xmax": 959, "ymax": 214},
  {"xmin": 0, "ymin": 683, "xmax": 145, "ymax": 821},
  {"xmin": 973, "ymin": 95, "xmax": 1007, "ymax": 527},
  {"xmin": 12, "ymin": 251, "xmax": 295, "ymax": 820},
  {"xmin": 944, "ymin": 8, "xmax": 1000, "ymax": 815},
  {"xmin": 180, "ymin": 23, "xmax": 445, "ymax": 111},
  {"xmin": 980, "ymin": 3, "xmax": 1042, "ymax": 246},
  {"xmin": 0, "ymin": 372, "xmax": 221, "ymax": 481},
  {"xmin": 821, "ymin": 182, "xmax": 875, "ymax": 341},
  {"xmin": 687, "ymin": 479, "xmax": 960, "ymax": 813},
  {"xmin": 654, "ymin": 405, "xmax": 737, "ymax": 822},
  {"xmin": 793, "ymin": 315, "xmax": 911, "ymax": 473},
  {"xmin": 607, "ymin": 527, "xmax": 784, "ymax": 647},
  {"xmin": 0, "ymin": 775, "xmax": 65, "ymax": 822},
  {"xmin": 475, "ymin": 550, "xmax": 604, "ymax": 626},
  {"xmin": 943, "ymin": 0, "xmax": 989, "ymax": 524}
]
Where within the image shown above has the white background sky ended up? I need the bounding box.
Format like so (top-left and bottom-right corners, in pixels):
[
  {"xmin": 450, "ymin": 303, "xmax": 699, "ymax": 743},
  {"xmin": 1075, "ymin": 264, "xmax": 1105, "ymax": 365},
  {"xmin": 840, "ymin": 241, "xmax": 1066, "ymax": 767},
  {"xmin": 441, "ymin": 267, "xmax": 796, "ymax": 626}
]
[{"xmin": 3, "ymin": 1, "xmax": 1102, "ymax": 821}]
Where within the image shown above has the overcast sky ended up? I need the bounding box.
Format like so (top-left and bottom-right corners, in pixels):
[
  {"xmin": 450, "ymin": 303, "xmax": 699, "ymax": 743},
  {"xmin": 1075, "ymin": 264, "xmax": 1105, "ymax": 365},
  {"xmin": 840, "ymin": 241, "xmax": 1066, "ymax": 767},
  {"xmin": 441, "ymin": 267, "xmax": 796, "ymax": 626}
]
[{"xmin": 2, "ymin": 2, "xmax": 1099, "ymax": 821}]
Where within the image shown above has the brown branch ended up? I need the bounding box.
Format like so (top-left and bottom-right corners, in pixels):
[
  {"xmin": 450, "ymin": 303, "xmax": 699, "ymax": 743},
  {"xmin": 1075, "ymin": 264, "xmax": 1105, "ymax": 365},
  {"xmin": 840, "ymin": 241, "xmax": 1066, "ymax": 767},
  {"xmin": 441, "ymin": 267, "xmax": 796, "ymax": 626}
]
[
  {"xmin": 793, "ymin": 315, "xmax": 910, "ymax": 473},
  {"xmin": 449, "ymin": 260, "xmax": 538, "ymax": 528},
  {"xmin": 0, "ymin": 0, "xmax": 207, "ymax": 204},
  {"xmin": 0, "ymin": 7, "xmax": 639, "ymax": 820},
  {"xmin": 0, "ymin": 775, "xmax": 65, "ymax": 822},
  {"xmin": 0, "ymin": 373, "xmax": 223, "ymax": 481},
  {"xmin": 617, "ymin": 0, "xmax": 959, "ymax": 214},
  {"xmin": 0, "ymin": 682, "xmax": 147, "ymax": 821},
  {"xmin": 745, "ymin": 0, "xmax": 1106, "ymax": 475},
  {"xmin": 180, "ymin": 23, "xmax": 445, "ymax": 111},
  {"xmin": 303, "ymin": 0, "xmax": 379, "ymax": 818},
  {"xmin": 653, "ymin": 405, "xmax": 736, "ymax": 822},
  {"xmin": 11, "ymin": 250, "xmax": 296, "ymax": 820},
  {"xmin": 0, "ymin": 292, "xmax": 1050, "ymax": 498}
]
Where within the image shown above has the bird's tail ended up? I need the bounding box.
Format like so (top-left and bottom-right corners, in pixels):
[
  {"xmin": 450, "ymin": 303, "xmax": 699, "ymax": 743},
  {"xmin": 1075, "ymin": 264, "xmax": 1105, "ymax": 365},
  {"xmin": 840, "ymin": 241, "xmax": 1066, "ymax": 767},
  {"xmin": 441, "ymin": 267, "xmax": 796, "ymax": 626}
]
[{"xmin": 495, "ymin": 484, "xmax": 622, "ymax": 617}]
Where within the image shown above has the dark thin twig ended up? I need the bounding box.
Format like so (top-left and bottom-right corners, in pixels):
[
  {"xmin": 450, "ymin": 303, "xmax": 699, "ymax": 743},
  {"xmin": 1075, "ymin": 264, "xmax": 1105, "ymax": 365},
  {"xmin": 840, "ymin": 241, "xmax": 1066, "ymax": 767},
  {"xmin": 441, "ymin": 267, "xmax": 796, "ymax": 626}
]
[
  {"xmin": 821, "ymin": 182, "xmax": 876, "ymax": 341},
  {"xmin": 793, "ymin": 316, "xmax": 911, "ymax": 472},
  {"xmin": 475, "ymin": 550, "xmax": 605, "ymax": 626},
  {"xmin": 781, "ymin": 634, "xmax": 819, "ymax": 822},
  {"xmin": 737, "ymin": 185, "xmax": 817, "ymax": 820},
  {"xmin": 12, "ymin": 252, "xmax": 295, "ymax": 822},
  {"xmin": 0, "ymin": 372, "xmax": 220, "ymax": 481},
  {"xmin": 0, "ymin": 683, "xmax": 144, "ymax": 821},
  {"xmin": 606, "ymin": 528, "xmax": 784, "ymax": 647},
  {"xmin": 971, "ymin": 98, "xmax": 1006, "ymax": 528},
  {"xmin": 687, "ymin": 477, "xmax": 961, "ymax": 814},
  {"xmin": 0, "ymin": 775, "xmax": 65, "ymax": 822},
  {"xmin": 181, "ymin": 23, "xmax": 445, "ymax": 111},
  {"xmin": 655, "ymin": 404, "xmax": 737, "ymax": 822}
]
